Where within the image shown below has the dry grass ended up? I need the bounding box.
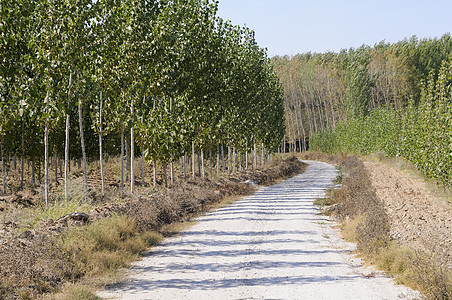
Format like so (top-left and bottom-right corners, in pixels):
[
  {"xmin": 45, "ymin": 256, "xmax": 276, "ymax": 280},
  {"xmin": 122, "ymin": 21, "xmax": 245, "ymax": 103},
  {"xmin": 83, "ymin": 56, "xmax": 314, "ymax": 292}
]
[
  {"xmin": 42, "ymin": 283, "xmax": 102, "ymax": 300},
  {"xmin": 0, "ymin": 155, "xmax": 306, "ymax": 299},
  {"xmin": 58, "ymin": 215, "xmax": 162, "ymax": 278},
  {"xmin": 324, "ymin": 154, "xmax": 452, "ymax": 299}
]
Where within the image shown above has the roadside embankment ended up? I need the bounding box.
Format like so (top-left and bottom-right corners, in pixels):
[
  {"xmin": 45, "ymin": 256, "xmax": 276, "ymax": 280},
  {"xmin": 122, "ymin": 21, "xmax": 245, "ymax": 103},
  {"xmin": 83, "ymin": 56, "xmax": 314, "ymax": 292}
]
[
  {"xmin": 0, "ymin": 156, "xmax": 306, "ymax": 299},
  {"xmin": 307, "ymin": 151, "xmax": 452, "ymax": 299}
]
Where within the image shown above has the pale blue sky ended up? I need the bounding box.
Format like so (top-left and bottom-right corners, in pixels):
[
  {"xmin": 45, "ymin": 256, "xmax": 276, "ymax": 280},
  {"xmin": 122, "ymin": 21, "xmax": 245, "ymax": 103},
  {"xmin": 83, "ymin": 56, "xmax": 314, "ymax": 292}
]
[{"xmin": 217, "ymin": 0, "xmax": 452, "ymax": 57}]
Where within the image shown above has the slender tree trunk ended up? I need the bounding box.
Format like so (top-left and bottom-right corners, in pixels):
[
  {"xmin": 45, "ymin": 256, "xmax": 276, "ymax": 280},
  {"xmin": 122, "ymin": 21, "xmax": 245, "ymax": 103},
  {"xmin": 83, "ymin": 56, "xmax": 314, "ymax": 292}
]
[
  {"xmin": 201, "ymin": 149, "xmax": 205, "ymax": 179},
  {"xmin": 44, "ymin": 122, "xmax": 49, "ymax": 205},
  {"xmin": 197, "ymin": 152, "xmax": 201, "ymax": 178},
  {"xmin": 65, "ymin": 73, "xmax": 72, "ymax": 203},
  {"xmin": 130, "ymin": 98, "xmax": 134, "ymax": 194},
  {"xmin": 253, "ymin": 144, "xmax": 257, "ymax": 169},
  {"xmin": 1, "ymin": 138, "xmax": 5, "ymax": 195},
  {"xmin": 170, "ymin": 160, "xmax": 174, "ymax": 185},
  {"xmin": 163, "ymin": 163, "xmax": 167, "ymax": 188},
  {"xmin": 192, "ymin": 141, "xmax": 195, "ymax": 179},
  {"xmin": 245, "ymin": 150, "xmax": 248, "ymax": 170},
  {"xmin": 20, "ymin": 117, "xmax": 24, "ymax": 189},
  {"xmin": 221, "ymin": 145, "xmax": 225, "ymax": 173},
  {"xmin": 153, "ymin": 159, "xmax": 157, "ymax": 187},
  {"xmin": 78, "ymin": 101, "xmax": 88, "ymax": 202},
  {"xmin": 99, "ymin": 90, "xmax": 105, "ymax": 199},
  {"xmin": 283, "ymin": 135, "xmax": 286, "ymax": 153},
  {"xmin": 261, "ymin": 143, "xmax": 265, "ymax": 166},
  {"xmin": 125, "ymin": 135, "xmax": 129, "ymax": 182},
  {"xmin": 182, "ymin": 154, "xmax": 187, "ymax": 181},
  {"xmin": 54, "ymin": 150, "xmax": 58, "ymax": 185},
  {"xmin": 227, "ymin": 145, "xmax": 232, "ymax": 174},
  {"xmin": 44, "ymin": 89, "xmax": 50, "ymax": 205},
  {"xmin": 120, "ymin": 127, "xmax": 124, "ymax": 196},
  {"xmin": 141, "ymin": 147, "xmax": 145, "ymax": 187}
]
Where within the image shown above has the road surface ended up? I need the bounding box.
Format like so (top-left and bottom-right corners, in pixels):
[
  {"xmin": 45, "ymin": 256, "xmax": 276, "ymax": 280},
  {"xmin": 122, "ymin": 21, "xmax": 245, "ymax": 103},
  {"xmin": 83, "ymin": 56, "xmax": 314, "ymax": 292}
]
[{"xmin": 98, "ymin": 160, "xmax": 420, "ymax": 300}]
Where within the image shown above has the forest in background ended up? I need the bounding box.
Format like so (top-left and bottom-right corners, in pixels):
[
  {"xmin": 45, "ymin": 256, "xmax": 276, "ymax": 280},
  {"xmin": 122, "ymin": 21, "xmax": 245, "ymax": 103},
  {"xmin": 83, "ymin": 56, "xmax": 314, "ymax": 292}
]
[
  {"xmin": 0, "ymin": 0, "xmax": 285, "ymax": 203},
  {"xmin": 274, "ymin": 34, "xmax": 452, "ymax": 186}
]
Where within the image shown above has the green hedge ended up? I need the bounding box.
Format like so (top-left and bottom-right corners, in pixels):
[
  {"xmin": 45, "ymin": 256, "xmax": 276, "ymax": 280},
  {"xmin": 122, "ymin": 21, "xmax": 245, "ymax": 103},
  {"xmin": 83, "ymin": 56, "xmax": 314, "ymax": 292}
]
[{"xmin": 310, "ymin": 60, "xmax": 452, "ymax": 186}]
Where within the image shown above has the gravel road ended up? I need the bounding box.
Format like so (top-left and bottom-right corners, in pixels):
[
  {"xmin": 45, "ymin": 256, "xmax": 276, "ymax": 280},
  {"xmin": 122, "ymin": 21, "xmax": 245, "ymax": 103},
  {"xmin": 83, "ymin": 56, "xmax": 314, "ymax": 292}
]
[{"xmin": 98, "ymin": 160, "xmax": 420, "ymax": 300}]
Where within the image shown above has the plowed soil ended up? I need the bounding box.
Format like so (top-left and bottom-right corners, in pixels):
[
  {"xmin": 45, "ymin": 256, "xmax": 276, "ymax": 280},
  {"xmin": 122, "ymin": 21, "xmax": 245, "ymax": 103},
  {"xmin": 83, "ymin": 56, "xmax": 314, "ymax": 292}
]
[{"xmin": 364, "ymin": 160, "xmax": 452, "ymax": 268}]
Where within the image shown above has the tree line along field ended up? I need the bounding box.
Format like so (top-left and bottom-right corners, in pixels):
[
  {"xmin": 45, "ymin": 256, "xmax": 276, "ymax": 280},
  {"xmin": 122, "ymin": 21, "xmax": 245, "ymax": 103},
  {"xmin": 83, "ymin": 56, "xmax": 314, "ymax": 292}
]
[
  {"xmin": 274, "ymin": 34, "xmax": 452, "ymax": 186},
  {"xmin": 0, "ymin": 0, "xmax": 285, "ymax": 204}
]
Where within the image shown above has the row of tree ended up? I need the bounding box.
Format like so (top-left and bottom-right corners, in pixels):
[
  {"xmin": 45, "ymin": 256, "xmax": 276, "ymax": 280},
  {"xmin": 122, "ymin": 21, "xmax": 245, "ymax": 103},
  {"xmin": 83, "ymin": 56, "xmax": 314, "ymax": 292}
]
[
  {"xmin": 0, "ymin": 0, "xmax": 285, "ymax": 202},
  {"xmin": 274, "ymin": 34, "xmax": 451, "ymax": 186}
]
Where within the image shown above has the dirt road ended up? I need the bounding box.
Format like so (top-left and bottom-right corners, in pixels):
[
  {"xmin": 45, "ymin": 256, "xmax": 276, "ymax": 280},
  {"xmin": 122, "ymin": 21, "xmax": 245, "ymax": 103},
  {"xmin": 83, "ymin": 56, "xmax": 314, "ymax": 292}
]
[{"xmin": 98, "ymin": 161, "xmax": 419, "ymax": 299}]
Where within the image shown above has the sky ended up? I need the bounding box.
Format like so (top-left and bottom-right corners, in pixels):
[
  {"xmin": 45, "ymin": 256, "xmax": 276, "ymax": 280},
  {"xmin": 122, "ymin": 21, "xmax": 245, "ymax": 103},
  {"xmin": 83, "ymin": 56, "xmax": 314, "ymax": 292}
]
[{"xmin": 217, "ymin": 0, "xmax": 452, "ymax": 57}]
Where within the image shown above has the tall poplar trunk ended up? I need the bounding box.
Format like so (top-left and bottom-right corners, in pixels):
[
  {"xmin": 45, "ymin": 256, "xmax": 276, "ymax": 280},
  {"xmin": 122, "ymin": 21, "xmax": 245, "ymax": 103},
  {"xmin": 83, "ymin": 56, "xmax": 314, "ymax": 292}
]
[
  {"xmin": 54, "ymin": 150, "xmax": 57, "ymax": 185},
  {"xmin": 1, "ymin": 138, "xmax": 5, "ymax": 195},
  {"xmin": 283, "ymin": 135, "xmax": 286, "ymax": 153},
  {"xmin": 120, "ymin": 128, "xmax": 124, "ymax": 196},
  {"xmin": 141, "ymin": 147, "xmax": 145, "ymax": 186},
  {"xmin": 20, "ymin": 117, "xmax": 24, "ymax": 189},
  {"xmin": 78, "ymin": 100, "xmax": 88, "ymax": 202},
  {"xmin": 253, "ymin": 144, "xmax": 257, "ymax": 169},
  {"xmin": 130, "ymin": 98, "xmax": 134, "ymax": 194},
  {"xmin": 197, "ymin": 152, "xmax": 201, "ymax": 178},
  {"xmin": 44, "ymin": 123, "xmax": 49, "ymax": 205},
  {"xmin": 245, "ymin": 150, "xmax": 248, "ymax": 170},
  {"xmin": 44, "ymin": 90, "xmax": 50, "ymax": 205},
  {"xmin": 227, "ymin": 145, "xmax": 232, "ymax": 174},
  {"xmin": 201, "ymin": 149, "xmax": 205, "ymax": 179},
  {"xmin": 163, "ymin": 163, "xmax": 168, "ymax": 188},
  {"xmin": 221, "ymin": 145, "xmax": 225, "ymax": 173},
  {"xmin": 170, "ymin": 160, "xmax": 174, "ymax": 185},
  {"xmin": 192, "ymin": 141, "xmax": 195, "ymax": 179},
  {"xmin": 153, "ymin": 159, "xmax": 157, "ymax": 187},
  {"xmin": 125, "ymin": 136, "xmax": 129, "ymax": 182},
  {"xmin": 182, "ymin": 155, "xmax": 187, "ymax": 181},
  {"xmin": 64, "ymin": 73, "xmax": 71, "ymax": 201},
  {"xmin": 99, "ymin": 90, "xmax": 105, "ymax": 198}
]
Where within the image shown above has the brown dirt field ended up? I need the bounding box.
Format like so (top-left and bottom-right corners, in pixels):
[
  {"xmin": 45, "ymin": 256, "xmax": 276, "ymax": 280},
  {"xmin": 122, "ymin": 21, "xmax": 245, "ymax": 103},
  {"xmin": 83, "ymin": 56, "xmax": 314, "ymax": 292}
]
[{"xmin": 364, "ymin": 160, "xmax": 452, "ymax": 268}]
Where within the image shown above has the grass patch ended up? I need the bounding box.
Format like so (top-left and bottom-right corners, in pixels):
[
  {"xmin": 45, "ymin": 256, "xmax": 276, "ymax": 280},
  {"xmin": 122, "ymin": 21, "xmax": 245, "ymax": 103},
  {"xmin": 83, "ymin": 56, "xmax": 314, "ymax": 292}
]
[
  {"xmin": 43, "ymin": 283, "xmax": 102, "ymax": 300},
  {"xmin": 58, "ymin": 215, "xmax": 162, "ymax": 278},
  {"xmin": 340, "ymin": 215, "xmax": 364, "ymax": 244},
  {"xmin": 313, "ymin": 197, "xmax": 332, "ymax": 207}
]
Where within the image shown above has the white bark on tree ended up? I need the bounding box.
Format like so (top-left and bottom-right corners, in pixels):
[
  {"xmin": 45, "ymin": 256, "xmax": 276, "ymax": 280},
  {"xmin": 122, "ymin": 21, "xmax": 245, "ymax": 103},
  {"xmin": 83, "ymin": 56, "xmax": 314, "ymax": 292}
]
[
  {"xmin": 99, "ymin": 90, "xmax": 105, "ymax": 198},
  {"xmin": 130, "ymin": 97, "xmax": 134, "ymax": 194},
  {"xmin": 20, "ymin": 117, "xmax": 24, "ymax": 189},
  {"xmin": 201, "ymin": 149, "xmax": 205, "ymax": 179},
  {"xmin": 1, "ymin": 138, "xmax": 5, "ymax": 195},
  {"xmin": 192, "ymin": 141, "xmax": 195, "ymax": 180},
  {"xmin": 120, "ymin": 128, "xmax": 124, "ymax": 196},
  {"xmin": 78, "ymin": 100, "xmax": 89, "ymax": 202},
  {"xmin": 182, "ymin": 154, "xmax": 187, "ymax": 181}
]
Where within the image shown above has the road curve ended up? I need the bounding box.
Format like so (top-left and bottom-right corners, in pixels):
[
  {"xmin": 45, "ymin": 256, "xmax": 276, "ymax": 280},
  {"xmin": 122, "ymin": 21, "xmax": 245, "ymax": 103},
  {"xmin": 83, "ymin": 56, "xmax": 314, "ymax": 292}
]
[{"xmin": 98, "ymin": 160, "xmax": 419, "ymax": 300}]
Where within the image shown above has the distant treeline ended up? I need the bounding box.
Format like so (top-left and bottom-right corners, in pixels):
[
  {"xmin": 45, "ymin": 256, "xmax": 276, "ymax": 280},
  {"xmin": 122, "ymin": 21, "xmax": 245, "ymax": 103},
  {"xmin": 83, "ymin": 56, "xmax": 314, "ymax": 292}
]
[{"xmin": 274, "ymin": 34, "xmax": 452, "ymax": 186}]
